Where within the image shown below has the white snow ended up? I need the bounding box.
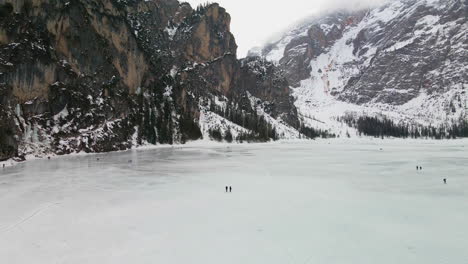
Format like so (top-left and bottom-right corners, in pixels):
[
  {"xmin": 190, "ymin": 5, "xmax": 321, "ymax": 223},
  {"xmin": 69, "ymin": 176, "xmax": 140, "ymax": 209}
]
[
  {"xmin": 287, "ymin": 0, "xmax": 467, "ymax": 135},
  {"xmin": 198, "ymin": 109, "xmax": 250, "ymax": 140},
  {"xmin": 246, "ymin": 92, "xmax": 301, "ymax": 139},
  {"xmin": 169, "ymin": 66, "xmax": 178, "ymax": 78},
  {"xmin": 131, "ymin": 126, "xmax": 139, "ymax": 147},
  {"xmin": 320, "ymin": 23, "xmax": 334, "ymax": 34},
  {"xmin": 163, "ymin": 86, "xmax": 173, "ymax": 98},
  {"xmin": 1, "ymin": 140, "xmax": 468, "ymax": 263},
  {"xmin": 264, "ymin": 24, "xmax": 310, "ymax": 63},
  {"xmin": 197, "ymin": 93, "xmax": 301, "ymax": 141},
  {"xmin": 165, "ymin": 26, "xmax": 178, "ymax": 40}
]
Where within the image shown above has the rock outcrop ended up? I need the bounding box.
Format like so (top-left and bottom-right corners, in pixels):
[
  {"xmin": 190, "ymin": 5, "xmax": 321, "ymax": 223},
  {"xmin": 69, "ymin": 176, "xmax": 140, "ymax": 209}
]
[
  {"xmin": 258, "ymin": 10, "xmax": 367, "ymax": 88},
  {"xmin": 0, "ymin": 0, "xmax": 300, "ymax": 161}
]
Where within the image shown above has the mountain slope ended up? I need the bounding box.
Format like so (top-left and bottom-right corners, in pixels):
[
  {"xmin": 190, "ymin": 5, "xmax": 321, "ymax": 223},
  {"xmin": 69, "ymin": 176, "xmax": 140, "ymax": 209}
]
[
  {"xmin": 0, "ymin": 0, "xmax": 300, "ymax": 161},
  {"xmin": 251, "ymin": 0, "xmax": 467, "ymax": 138}
]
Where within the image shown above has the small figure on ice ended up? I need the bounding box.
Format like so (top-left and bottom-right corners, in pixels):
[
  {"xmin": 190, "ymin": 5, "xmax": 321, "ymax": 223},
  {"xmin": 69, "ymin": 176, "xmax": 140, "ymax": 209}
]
[
  {"xmin": 229, "ymin": 186, "xmax": 232, "ymax": 193},
  {"xmin": 225, "ymin": 186, "xmax": 228, "ymax": 192},
  {"xmin": 443, "ymin": 179, "xmax": 447, "ymax": 184}
]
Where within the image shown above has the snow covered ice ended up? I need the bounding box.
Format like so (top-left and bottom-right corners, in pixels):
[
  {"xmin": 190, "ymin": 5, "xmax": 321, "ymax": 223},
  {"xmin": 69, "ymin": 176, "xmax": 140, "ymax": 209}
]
[{"xmin": 1, "ymin": 140, "xmax": 468, "ymax": 264}]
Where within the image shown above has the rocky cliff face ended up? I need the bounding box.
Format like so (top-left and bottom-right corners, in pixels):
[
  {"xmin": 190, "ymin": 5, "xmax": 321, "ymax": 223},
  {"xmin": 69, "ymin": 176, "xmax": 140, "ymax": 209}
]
[
  {"xmin": 0, "ymin": 0, "xmax": 300, "ymax": 161},
  {"xmin": 251, "ymin": 0, "xmax": 467, "ymax": 137},
  {"xmin": 255, "ymin": 10, "xmax": 367, "ymax": 88}
]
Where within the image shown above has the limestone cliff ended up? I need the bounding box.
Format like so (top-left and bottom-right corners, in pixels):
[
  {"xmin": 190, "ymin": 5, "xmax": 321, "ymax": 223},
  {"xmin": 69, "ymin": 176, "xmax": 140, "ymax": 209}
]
[{"xmin": 0, "ymin": 0, "xmax": 300, "ymax": 161}]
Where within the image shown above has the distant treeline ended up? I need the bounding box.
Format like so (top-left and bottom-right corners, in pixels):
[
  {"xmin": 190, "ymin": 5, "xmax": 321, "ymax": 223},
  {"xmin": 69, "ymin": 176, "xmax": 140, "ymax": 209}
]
[
  {"xmin": 209, "ymin": 102, "xmax": 277, "ymax": 142},
  {"xmin": 339, "ymin": 115, "xmax": 468, "ymax": 139},
  {"xmin": 208, "ymin": 101, "xmax": 334, "ymax": 142},
  {"xmin": 299, "ymin": 124, "xmax": 336, "ymax": 139}
]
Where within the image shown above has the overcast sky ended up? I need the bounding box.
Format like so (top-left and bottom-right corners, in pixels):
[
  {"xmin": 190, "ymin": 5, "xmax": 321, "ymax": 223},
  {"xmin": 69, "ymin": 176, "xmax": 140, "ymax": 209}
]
[{"xmin": 185, "ymin": 0, "xmax": 388, "ymax": 57}]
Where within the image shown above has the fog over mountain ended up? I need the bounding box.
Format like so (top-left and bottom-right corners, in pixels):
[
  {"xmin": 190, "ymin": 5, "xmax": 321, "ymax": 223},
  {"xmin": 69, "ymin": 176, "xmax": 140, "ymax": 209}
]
[
  {"xmin": 249, "ymin": 0, "xmax": 467, "ymax": 138},
  {"xmin": 186, "ymin": 0, "xmax": 390, "ymax": 57}
]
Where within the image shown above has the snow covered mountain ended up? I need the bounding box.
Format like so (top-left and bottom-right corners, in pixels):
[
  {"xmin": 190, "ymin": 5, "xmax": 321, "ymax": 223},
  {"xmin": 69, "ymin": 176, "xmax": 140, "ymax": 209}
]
[
  {"xmin": 0, "ymin": 0, "xmax": 301, "ymax": 161},
  {"xmin": 250, "ymin": 0, "xmax": 467, "ymax": 138},
  {"xmin": 0, "ymin": 0, "xmax": 466, "ymax": 162}
]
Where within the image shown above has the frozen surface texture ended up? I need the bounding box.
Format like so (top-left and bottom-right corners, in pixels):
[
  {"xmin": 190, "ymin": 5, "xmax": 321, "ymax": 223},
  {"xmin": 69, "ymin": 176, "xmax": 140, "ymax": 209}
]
[{"xmin": 1, "ymin": 140, "xmax": 468, "ymax": 264}]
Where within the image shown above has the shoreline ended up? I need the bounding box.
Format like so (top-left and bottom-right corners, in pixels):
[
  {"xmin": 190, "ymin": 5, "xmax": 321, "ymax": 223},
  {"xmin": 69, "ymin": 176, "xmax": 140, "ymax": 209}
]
[{"xmin": 1, "ymin": 137, "xmax": 467, "ymax": 168}]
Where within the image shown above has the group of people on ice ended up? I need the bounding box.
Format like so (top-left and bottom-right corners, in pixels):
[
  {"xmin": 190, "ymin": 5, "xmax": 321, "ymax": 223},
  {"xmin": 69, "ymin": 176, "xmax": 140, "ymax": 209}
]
[{"xmin": 417, "ymin": 165, "xmax": 447, "ymax": 184}]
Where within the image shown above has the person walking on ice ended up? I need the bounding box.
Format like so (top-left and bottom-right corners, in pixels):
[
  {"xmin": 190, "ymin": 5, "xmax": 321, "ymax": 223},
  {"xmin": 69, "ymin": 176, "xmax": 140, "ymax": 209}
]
[
  {"xmin": 229, "ymin": 186, "xmax": 232, "ymax": 193},
  {"xmin": 225, "ymin": 186, "xmax": 228, "ymax": 192},
  {"xmin": 444, "ymin": 179, "xmax": 447, "ymax": 184}
]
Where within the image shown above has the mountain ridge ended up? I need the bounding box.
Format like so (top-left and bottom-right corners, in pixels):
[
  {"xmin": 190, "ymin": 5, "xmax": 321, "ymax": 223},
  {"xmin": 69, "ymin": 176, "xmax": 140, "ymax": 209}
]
[
  {"xmin": 0, "ymin": 0, "xmax": 301, "ymax": 161},
  {"xmin": 0, "ymin": 0, "xmax": 466, "ymax": 162},
  {"xmin": 250, "ymin": 0, "xmax": 467, "ymax": 138}
]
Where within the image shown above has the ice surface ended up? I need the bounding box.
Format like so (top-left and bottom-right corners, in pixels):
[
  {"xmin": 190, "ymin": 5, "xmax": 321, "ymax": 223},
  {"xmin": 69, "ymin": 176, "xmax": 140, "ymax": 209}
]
[{"xmin": 1, "ymin": 140, "xmax": 468, "ymax": 264}]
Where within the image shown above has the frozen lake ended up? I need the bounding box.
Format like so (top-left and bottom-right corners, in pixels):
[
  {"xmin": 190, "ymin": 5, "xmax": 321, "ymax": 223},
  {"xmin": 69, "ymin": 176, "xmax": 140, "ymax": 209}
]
[{"xmin": 1, "ymin": 140, "xmax": 468, "ymax": 264}]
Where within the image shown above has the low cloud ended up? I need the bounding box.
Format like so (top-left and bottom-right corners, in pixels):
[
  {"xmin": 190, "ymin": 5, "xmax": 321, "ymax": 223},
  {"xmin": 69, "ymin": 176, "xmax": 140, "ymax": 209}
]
[
  {"xmin": 185, "ymin": 0, "xmax": 393, "ymax": 57},
  {"xmin": 265, "ymin": 0, "xmax": 391, "ymax": 44},
  {"xmin": 318, "ymin": 0, "xmax": 390, "ymax": 11}
]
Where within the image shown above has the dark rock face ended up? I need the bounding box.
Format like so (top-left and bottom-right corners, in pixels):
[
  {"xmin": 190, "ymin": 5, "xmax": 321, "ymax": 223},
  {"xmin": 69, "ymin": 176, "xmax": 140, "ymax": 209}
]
[
  {"xmin": 0, "ymin": 85, "xmax": 17, "ymax": 161},
  {"xmin": 338, "ymin": 0, "xmax": 467, "ymax": 106},
  {"xmin": 0, "ymin": 0, "xmax": 299, "ymax": 160},
  {"xmin": 256, "ymin": 10, "xmax": 367, "ymax": 87},
  {"xmin": 176, "ymin": 3, "xmax": 237, "ymax": 63},
  {"xmin": 237, "ymin": 57, "xmax": 299, "ymax": 127}
]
